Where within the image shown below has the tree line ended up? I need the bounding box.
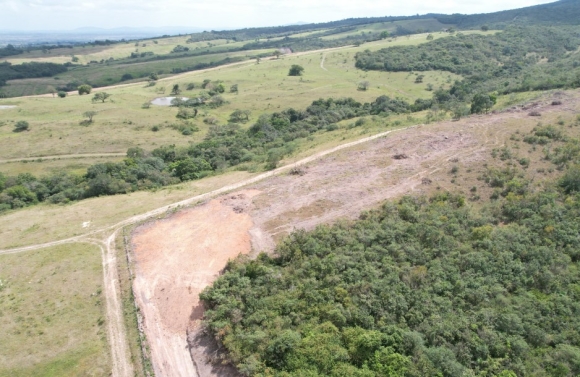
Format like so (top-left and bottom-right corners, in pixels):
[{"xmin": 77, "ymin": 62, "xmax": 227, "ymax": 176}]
[
  {"xmin": 0, "ymin": 94, "xmax": 428, "ymax": 211},
  {"xmin": 0, "ymin": 61, "xmax": 69, "ymax": 88}
]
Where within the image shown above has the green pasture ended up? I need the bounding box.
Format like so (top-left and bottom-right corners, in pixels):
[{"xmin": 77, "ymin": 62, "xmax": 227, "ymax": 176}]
[
  {"xmin": 0, "ymin": 243, "xmax": 110, "ymax": 377},
  {"xmin": 0, "ymin": 32, "xmax": 463, "ymax": 162}
]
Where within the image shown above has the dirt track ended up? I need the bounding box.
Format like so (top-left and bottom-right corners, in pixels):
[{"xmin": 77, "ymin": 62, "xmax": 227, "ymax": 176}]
[{"xmin": 128, "ymin": 91, "xmax": 580, "ymax": 377}]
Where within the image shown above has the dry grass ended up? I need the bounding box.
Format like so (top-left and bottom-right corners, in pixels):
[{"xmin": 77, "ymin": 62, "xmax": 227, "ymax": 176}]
[
  {"xmin": 0, "ymin": 243, "xmax": 110, "ymax": 377},
  {"xmin": 0, "ymin": 170, "xmax": 255, "ymax": 249}
]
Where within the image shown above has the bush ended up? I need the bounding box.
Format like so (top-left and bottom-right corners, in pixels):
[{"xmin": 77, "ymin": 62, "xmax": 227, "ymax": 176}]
[
  {"xmin": 560, "ymin": 165, "xmax": 580, "ymax": 193},
  {"xmin": 13, "ymin": 121, "xmax": 29, "ymax": 132},
  {"xmin": 288, "ymin": 64, "xmax": 304, "ymax": 76},
  {"xmin": 120, "ymin": 73, "xmax": 134, "ymax": 81},
  {"xmin": 78, "ymin": 84, "xmax": 92, "ymax": 95},
  {"xmin": 57, "ymin": 91, "xmax": 67, "ymax": 98}
]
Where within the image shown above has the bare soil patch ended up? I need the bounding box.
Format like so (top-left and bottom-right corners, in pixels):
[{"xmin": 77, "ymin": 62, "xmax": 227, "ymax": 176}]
[{"xmin": 131, "ymin": 191, "xmax": 260, "ymax": 377}]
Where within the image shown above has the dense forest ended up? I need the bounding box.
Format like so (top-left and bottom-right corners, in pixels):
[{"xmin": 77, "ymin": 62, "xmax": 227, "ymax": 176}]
[
  {"xmin": 0, "ymin": 94, "xmax": 431, "ymax": 211},
  {"xmin": 355, "ymin": 25, "xmax": 580, "ymax": 110},
  {"xmin": 0, "ymin": 61, "xmax": 69, "ymax": 88},
  {"xmin": 201, "ymin": 158, "xmax": 580, "ymax": 376}
]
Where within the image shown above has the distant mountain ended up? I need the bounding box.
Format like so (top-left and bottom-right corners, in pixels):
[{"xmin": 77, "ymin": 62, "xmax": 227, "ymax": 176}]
[
  {"xmin": 1, "ymin": 0, "xmax": 578, "ymax": 47},
  {"xmin": 0, "ymin": 26, "xmax": 206, "ymax": 46}
]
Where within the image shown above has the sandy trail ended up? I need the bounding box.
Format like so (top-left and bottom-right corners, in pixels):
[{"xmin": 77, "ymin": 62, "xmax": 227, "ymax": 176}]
[{"xmin": 320, "ymin": 53, "xmax": 328, "ymax": 71}]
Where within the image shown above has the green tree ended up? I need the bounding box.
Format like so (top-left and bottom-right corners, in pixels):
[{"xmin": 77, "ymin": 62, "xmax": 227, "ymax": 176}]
[
  {"xmin": 357, "ymin": 81, "xmax": 370, "ymax": 91},
  {"xmin": 470, "ymin": 93, "xmax": 497, "ymax": 114},
  {"xmin": 78, "ymin": 84, "xmax": 92, "ymax": 95},
  {"xmin": 83, "ymin": 111, "xmax": 97, "ymax": 123},
  {"xmin": 273, "ymin": 50, "xmax": 282, "ymax": 59},
  {"xmin": 47, "ymin": 85, "xmax": 56, "ymax": 97},
  {"xmin": 288, "ymin": 64, "xmax": 305, "ymax": 76},
  {"xmin": 92, "ymin": 92, "xmax": 111, "ymax": 103},
  {"xmin": 380, "ymin": 31, "xmax": 389, "ymax": 39},
  {"xmin": 230, "ymin": 84, "xmax": 239, "ymax": 94},
  {"xmin": 229, "ymin": 109, "xmax": 251, "ymax": 123},
  {"xmin": 168, "ymin": 158, "xmax": 211, "ymax": 181},
  {"xmin": 171, "ymin": 84, "xmax": 181, "ymax": 95},
  {"xmin": 209, "ymin": 95, "xmax": 226, "ymax": 108},
  {"xmin": 57, "ymin": 91, "xmax": 67, "ymax": 98},
  {"xmin": 149, "ymin": 72, "xmax": 159, "ymax": 80},
  {"xmin": 13, "ymin": 121, "xmax": 29, "ymax": 132},
  {"xmin": 560, "ymin": 164, "xmax": 580, "ymax": 193}
]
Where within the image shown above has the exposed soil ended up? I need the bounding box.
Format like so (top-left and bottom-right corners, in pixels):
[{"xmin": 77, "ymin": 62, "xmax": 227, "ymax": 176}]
[{"xmin": 131, "ymin": 191, "xmax": 260, "ymax": 377}]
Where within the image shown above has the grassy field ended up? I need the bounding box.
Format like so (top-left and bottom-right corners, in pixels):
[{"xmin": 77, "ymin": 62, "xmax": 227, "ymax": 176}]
[
  {"xmin": 0, "ymin": 156, "xmax": 125, "ymax": 176},
  {"xmin": 0, "ymin": 243, "xmax": 110, "ymax": 377},
  {"xmin": 0, "ymin": 32, "xmax": 468, "ymax": 162}
]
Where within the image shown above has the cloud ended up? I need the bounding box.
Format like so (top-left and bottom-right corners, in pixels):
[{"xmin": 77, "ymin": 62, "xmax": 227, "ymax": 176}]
[{"xmin": 0, "ymin": 0, "xmax": 558, "ymax": 30}]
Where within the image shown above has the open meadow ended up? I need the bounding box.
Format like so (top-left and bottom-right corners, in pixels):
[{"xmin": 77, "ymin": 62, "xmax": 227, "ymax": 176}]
[{"xmin": 0, "ymin": 243, "xmax": 110, "ymax": 377}]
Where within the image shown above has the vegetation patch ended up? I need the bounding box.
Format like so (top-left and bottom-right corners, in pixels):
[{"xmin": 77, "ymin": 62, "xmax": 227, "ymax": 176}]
[{"xmin": 202, "ymin": 180, "xmax": 580, "ymax": 376}]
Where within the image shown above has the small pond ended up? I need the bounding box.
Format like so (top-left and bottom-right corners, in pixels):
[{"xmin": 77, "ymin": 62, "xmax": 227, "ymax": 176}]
[{"xmin": 150, "ymin": 97, "xmax": 188, "ymax": 106}]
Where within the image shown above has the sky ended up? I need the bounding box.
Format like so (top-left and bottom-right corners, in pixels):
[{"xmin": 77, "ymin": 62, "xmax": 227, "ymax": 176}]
[{"xmin": 0, "ymin": 0, "xmax": 558, "ymax": 31}]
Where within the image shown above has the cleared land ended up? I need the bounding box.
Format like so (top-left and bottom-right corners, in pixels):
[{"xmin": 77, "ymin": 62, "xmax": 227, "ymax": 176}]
[
  {"xmin": 128, "ymin": 90, "xmax": 580, "ymax": 376},
  {"xmin": 0, "ymin": 243, "xmax": 110, "ymax": 377}
]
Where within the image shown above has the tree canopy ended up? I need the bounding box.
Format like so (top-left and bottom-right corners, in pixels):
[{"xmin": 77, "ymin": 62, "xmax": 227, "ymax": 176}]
[{"xmin": 202, "ymin": 181, "xmax": 580, "ymax": 376}]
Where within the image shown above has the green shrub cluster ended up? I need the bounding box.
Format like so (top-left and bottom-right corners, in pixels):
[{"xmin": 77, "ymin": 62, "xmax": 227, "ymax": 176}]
[
  {"xmin": 355, "ymin": 26, "xmax": 580, "ymax": 109},
  {"xmin": 201, "ymin": 182, "xmax": 580, "ymax": 376}
]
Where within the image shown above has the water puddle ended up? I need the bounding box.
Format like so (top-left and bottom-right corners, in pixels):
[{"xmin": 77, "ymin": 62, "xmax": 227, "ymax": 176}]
[{"xmin": 150, "ymin": 97, "xmax": 188, "ymax": 106}]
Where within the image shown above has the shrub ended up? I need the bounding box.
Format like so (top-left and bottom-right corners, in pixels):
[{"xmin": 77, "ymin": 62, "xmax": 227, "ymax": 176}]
[
  {"xmin": 13, "ymin": 121, "xmax": 29, "ymax": 132},
  {"xmin": 288, "ymin": 64, "xmax": 304, "ymax": 76},
  {"xmin": 78, "ymin": 84, "xmax": 92, "ymax": 95},
  {"xmin": 560, "ymin": 165, "xmax": 580, "ymax": 193},
  {"xmin": 120, "ymin": 73, "xmax": 134, "ymax": 81},
  {"xmin": 57, "ymin": 91, "xmax": 67, "ymax": 98}
]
